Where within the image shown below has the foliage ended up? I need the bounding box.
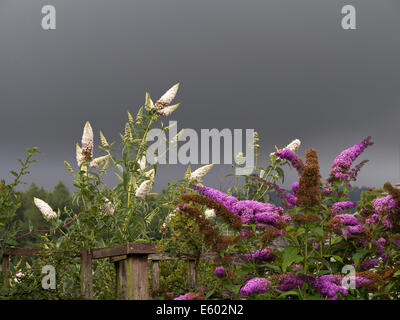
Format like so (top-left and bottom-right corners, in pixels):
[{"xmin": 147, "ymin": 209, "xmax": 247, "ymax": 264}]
[
  {"xmin": 0, "ymin": 148, "xmax": 39, "ymax": 250},
  {"xmin": 1, "ymin": 86, "xmax": 399, "ymax": 301},
  {"xmin": 167, "ymin": 136, "xmax": 400, "ymax": 300}
]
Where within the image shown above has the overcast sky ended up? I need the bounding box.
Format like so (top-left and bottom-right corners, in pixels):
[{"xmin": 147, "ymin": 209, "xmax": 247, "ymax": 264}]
[{"xmin": 1, "ymin": 0, "xmax": 399, "ymax": 192}]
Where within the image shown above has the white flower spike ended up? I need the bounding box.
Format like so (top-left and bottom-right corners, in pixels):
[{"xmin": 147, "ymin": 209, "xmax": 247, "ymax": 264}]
[
  {"xmin": 157, "ymin": 103, "xmax": 180, "ymax": 116},
  {"xmin": 76, "ymin": 143, "xmax": 84, "ymax": 167},
  {"xmin": 90, "ymin": 155, "xmax": 110, "ymax": 168},
  {"xmin": 205, "ymin": 209, "xmax": 216, "ymax": 219},
  {"xmin": 138, "ymin": 156, "xmax": 146, "ymax": 171},
  {"xmin": 155, "ymin": 83, "xmax": 179, "ymax": 109},
  {"xmin": 190, "ymin": 164, "xmax": 214, "ymax": 181},
  {"xmin": 235, "ymin": 152, "xmax": 244, "ymax": 165},
  {"xmin": 101, "ymin": 198, "xmax": 114, "ymax": 216},
  {"xmin": 81, "ymin": 121, "xmax": 94, "ymax": 161},
  {"xmin": 285, "ymin": 139, "xmax": 301, "ymax": 152},
  {"xmin": 135, "ymin": 180, "xmax": 153, "ymax": 198},
  {"xmin": 144, "ymin": 168, "xmax": 155, "ymax": 180},
  {"xmin": 34, "ymin": 197, "xmax": 57, "ymax": 220}
]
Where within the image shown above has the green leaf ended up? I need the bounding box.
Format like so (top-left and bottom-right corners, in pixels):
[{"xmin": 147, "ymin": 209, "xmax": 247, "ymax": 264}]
[
  {"xmin": 310, "ymin": 226, "xmax": 324, "ymax": 237},
  {"xmin": 323, "ymin": 254, "xmax": 343, "ymax": 263},
  {"xmin": 282, "ymin": 246, "xmax": 303, "ymax": 273},
  {"xmin": 330, "ymin": 236, "xmax": 342, "ymax": 245},
  {"xmin": 205, "ymin": 289, "xmax": 215, "ymax": 299},
  {"xmin": 393, "ymin": 270, "xmax": 400, "ymax": 278},
  {"xmin": 260, "ymin": 263, "xmax": 281, "ymax": 273},
  {"xmin": 226, "ymin": 284, "xmax": 241, "ymax": 295},
  {"xmin": 352, "ymin": 250, "xmax": 368, "ymax": 267},
  {"xmin": 277, "ymin": 290, "xmax": 299, "ymax": 298}
]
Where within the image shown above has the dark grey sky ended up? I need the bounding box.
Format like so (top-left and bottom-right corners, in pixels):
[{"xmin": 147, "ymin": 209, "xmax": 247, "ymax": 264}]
[{"xmin": 1, "ymin": 0, "xmax": 400, "ymax": 192}]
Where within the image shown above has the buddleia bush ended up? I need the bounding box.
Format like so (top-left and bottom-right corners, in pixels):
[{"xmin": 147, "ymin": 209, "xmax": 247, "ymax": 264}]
[{"xmin": 167, "ymin": 136, "xmax": 400, "ymax": 300}]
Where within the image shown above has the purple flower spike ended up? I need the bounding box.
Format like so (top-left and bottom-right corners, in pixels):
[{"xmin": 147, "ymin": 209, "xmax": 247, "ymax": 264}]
[
  {"xmin": 331, "ymin": 201, "xmax": 357, "ymax": 214},
  {"xmin": 291, "ymin": 181, "xmax": 299, "ymax": 194},
  {"xmin": 174, "ymin": 292, "xmax": 202, "ymax": 300},
  {"xmin": 333, "ymin": 214, "xmax": 361, "ymax": 226},
  {"xmin": 275, "ymin": 149, "xmax": 304, "ymax": 174},
  {"xmin": 329, "ymin": 136, "xmax": 373, "ymax": 181},
  {"xmin": 372, "ymin": 196, "xmax": 397, "ymax": 214},
  {"xmin": 238, "ymin": 247, "xmax": 277, "ymax": 264},
  {"xmin": 344, "ymin": 225, "xmax": 366, "ymax": 237},
  {"xmin": 240, "ymin": 278, "xmax": 270, "ymax": 296},
  {"xmin": 284, "ymin": 193, "xmax": 297, "ymax": 207},
  {"xmin": 360, "ymin": 259, "xmax": 379, "ymax": 270},
  {"xmin": 277, "ymin": 274, "xmax": 304, "ymax": 291},
  {"xmin": 215, "ymin": 267, "xmax": 226, "ymax": 279},
  {"xmin": 192, "ymin": 185, "xmax": 287, "ymax": 228}
]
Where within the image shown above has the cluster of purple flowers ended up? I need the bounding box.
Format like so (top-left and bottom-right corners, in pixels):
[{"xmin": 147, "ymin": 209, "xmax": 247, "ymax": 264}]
[
  {"xmin": 238, "ymin": 247, "xmax": 277, "ymax": 263},
  {"xmin": 234, "ymin": 200, "xmax": 285, "ymax": 225},
  {"xmin": 291, "ymin": 181, "xmax": 299, "ymax": 194},
  {"xmin": 329, "ymin": 136, "xmax": 373, "ymax": 181},
  {"xmin": 275, "ymin": 149, "xmax": 304, "ymax": 173},
  {"xmin": 330, "ymin": 213, "xmax": 366, "ymax": 237},
  {"xmin": 284, "ymin": 193, "xmax": 297, "ymax": 208},
  {"xmin": 313, "ymin": 274, "xmax": 370, "ymax": 300},
  {"xmin": 313, "ymin": 275, "xmax": 349, "ymax": 300},
  {"xmin": 192, "ymin": 185, "xmax": 238, "ymax": 212},
  {"xmin": 273, "ymin": 272, "xmax": 371, "ymax": 300},
  {"xmin": 277, "ymin": 274, "xmax": 304, "ymax": 291},
  {"xmin": 321, "ymin": 187, "xmax": 333, "ymax": 195},
  {"xmin": 331, "ymin": 201, "xmax": 357, "ymax": 214},
  {"xmin": 360, "ymin": 259, "xmax": 379, "ymax": 270},
  {"xmin": 174, "ymin": 292, "xmax": 202, "ymax": 300},
  {"xmin": 391, "ymin": 237, "xmax": 400, "ymax": 248},
  {"xmin": 192, "ymin": 185, "xmax": 288, "ymax": 227},
  {"xmin": 343, "ymin": 225, "xmax": 366, "ymax": 237},
  {"xmin": 372, "ymin": 238, "xmax": 388, "ymax": 260},
  {"xmin": 372, "ymin": 196, "xmax": 397, "ymax": 214},
  {"xmin": 333, "ymin": 213, "xmax": 361, "ymax": 226},
  {"xmin": 240, "ymin": 278, "xmax": 271, "ymax": 296},
  {"xmin": 214, "ymin": 267, "xmax": 226, "ymax": 279},
  {"xmin": 364, "ymin": 196, "xmax": 398, "ymax": 229}
]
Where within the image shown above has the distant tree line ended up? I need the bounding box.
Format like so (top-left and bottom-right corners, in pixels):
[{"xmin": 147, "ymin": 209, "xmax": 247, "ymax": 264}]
[{"xmin": 14, "ymin": 180, "xmax": 377, "ymax": 247}]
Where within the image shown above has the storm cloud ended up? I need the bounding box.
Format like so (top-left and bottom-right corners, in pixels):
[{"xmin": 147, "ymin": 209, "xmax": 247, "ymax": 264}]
[{"xmin": 0, "ymin": 0, "xmax": 399, "ymax": 191}]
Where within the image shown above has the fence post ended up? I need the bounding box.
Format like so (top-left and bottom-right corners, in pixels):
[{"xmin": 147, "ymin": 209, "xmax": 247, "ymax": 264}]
[
  {"xmin": 125, "ymin": 254, "xmax": 149, "ymax": 300},
  {"xmin": 151, "ymin": 260, "xmax": 160, "ymax": 292},
  {"xmin": 80, "ymin": 248, "xmax": 93, "ymax": 299},
  {"xmin": 2, "ymin": 254, "xmax": 10, "ymax": 287},
  {"xmin": 188, "ymin": 260, "xmax": 197, "ymax": 289},
  {"xmin": 115, "ymin": 259, "xmax": 127, "ymax": 299}
]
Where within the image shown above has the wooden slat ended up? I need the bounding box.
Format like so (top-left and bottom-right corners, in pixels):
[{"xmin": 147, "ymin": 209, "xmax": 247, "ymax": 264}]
[
  {"xmin": 92, "ymin": 244, "xmax": 127, "ymax": 259},
  {"xmin": 111, "ymin": 252, "xmax": 219, "ymax": 262},
  {"xmin": 2, "ymin": 255, "xmax": 10, "ymax": 287},
  {"xmin": 126, "ymin": 255, "xmax": 149, "ymax": 300},
  {"xmin": 4, "ymin": 248, "xmax": 79, "ymax": 257},
  {"xmin": 92, "ymin": 243, "xmax": 156, "ymax": 259},
  {"xmin": 110, "ymin": 255, "xmax": 127, "ymax": 263},
  {"xmin": 126, "ymin": 243, "xmax": 157, "ymax": 254},
  {"xmin": 188, "ymin": 260, "xmax": 197, "ymax": 289},
  {"xmin": 115, "ymin": 260, "xmax": 127, "ymax": 299},
  {"xmin": 4, "ymin": 248, "xmax": 41, "ymax": 256},
  {"xmin": 148, "ymin": 252, "xmax": 218, "ymax": 261},
  {"xmin": 80, "ymin": 249, "xmax": 93, "ymax": 299},
  {"xmin": 151, "ymin": 260, "xmax": 160, "ymax": 292}
]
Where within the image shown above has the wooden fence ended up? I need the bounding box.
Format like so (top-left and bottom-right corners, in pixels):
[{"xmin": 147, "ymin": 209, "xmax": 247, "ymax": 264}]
[{"xmin": 1, "ymin": 243, "xmax": 217, "ymax": 300}]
